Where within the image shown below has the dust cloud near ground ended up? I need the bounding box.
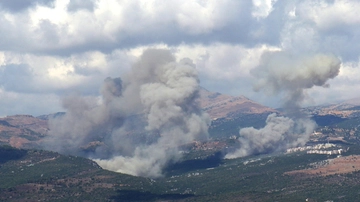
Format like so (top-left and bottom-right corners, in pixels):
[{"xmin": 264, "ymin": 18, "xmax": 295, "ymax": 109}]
[{"xmin": 44, "ymin": 49, "xmax": 210, "ymax": 178}]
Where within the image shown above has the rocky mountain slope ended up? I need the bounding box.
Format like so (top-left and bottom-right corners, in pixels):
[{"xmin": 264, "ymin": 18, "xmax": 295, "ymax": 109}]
[
  {"xmin": 304, "ymin": 97, "xmax": 360, "ymax": 118},
  {"xmin": 2, "ymin": 90, "xmax": 360, "ymax": 149},
  {"xmin": 0, "ymin": 115, "xmax": 48, "ymax": 148},
  {"xmin": 0, "ymin": 89, "xmax": 276, "ymax": 148},
  {"xmin": 2, "ymin": 94, "xmax": 360, "ymax": 201},
  {"xmin": 198, "ymin": 87, "xmax": 276, "ymax": 120}
]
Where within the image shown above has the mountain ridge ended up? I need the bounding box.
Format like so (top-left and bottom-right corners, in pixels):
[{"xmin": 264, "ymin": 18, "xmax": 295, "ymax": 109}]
[
  {"xmin": 0, "ymin": 88, "xmax": 276, "ymax": 148},
  {"xmin": 198, "ymin": 87, "xmax": 276, "ymax": 119},
  {"xmin": 2, "ymin": 90, "xmax": 360, "ymax": 149}
]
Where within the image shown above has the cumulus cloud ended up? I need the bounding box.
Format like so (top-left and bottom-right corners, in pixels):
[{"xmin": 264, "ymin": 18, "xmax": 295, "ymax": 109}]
[
  {"xmin": 67, "ymin": 0, "xmax": 95, "ymax": 12},
  {"xmin": 0, "ymin": 0, "xmax": 54, "ymax": 12},
  {"xmin": 0, "ymin": 0, "xmax": 359, "ymax": 57},
  {"xmin": 0, "ymin": 0, "xmax": 359, "ymax": 115},
  {"xmin": 0, "ymin": 0, "xmax": 257, "ymax": 54},
  {"xmin": 279, "ymin": 0, "xmax": 360, "ymax": 61},
  {"xmin": 252, "ymin": 0, "xmax": 278, "ymax": 19},
  {"xmin": 44, "ymin": 49, "xmax": 209, "ymax": 178}
]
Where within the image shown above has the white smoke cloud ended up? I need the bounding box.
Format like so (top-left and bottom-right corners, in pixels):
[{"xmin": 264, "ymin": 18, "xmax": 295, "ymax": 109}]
[
  {"xmin": 44, "ymin": 49, "xmax": 209, "ymax": 178},
  {"xmin": 226, "ymin": 51, "xmax": 341, "ymax": 159},
  {"xmin": 225, "ymin": 113, "xmax": 315, "ymax": 158},
  {"xmin": 252, "ymin": 51, "xmax": 341, "ymax": 110}
]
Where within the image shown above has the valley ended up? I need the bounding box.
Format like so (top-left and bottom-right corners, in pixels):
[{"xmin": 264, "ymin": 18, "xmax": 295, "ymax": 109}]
[{"xmin": 1, "ymin": 89, "xmax": 360, "ymax": 201}]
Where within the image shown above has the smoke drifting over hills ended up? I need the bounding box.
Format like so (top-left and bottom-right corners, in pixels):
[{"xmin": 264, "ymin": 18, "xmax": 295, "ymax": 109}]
[
  {"xmin": 226, "ymin": 51, "xmax": 341, "ymax": 158},
  {"xmin": 44, "ymin": 49, "xmax": 209, "ymax": 178},
  {"xmin": 252, "ymin": 52, "xmax": 341, "ymax": 111}
]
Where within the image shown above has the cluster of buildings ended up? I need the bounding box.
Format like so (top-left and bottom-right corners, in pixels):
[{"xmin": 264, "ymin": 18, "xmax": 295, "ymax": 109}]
[
  {"xmin": 286, "ymin": 143, "xmax": 347, "ymax": 155},
  {"xmin": 307, "ymin": 148, "xmax": 344, "ymax": 155}
]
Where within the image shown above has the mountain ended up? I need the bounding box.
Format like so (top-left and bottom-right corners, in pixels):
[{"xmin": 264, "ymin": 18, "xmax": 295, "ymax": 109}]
[
  {"xmin": 2, "ymin": 94, "xmax": 360, "ymax": 201},
  {"xmin": 198, "ymin": 87, "xmax": 276, "ymax": 120},
  {"xmin": 0, "ymin": 115, "xmax": 48, "ymax": 148},
  {"xmin": 0, "ymin": 89, "xmax": 277, "ymax": 148},
  {"xmin": 37, "ymin": 112, "xmax": 65, "ymax": 120},
  {"xmin": 0, "ymin": 145, "xmax": 164, "ymax": 202},
  {"xmin": 305, "ymin": 97, "xmax": 360, "ymax": 118},
  {"xmin": 341, "ymin": 97, "xmax": 360, "ymax": 106},
  {"xmin": 1, "ymin": 90, "xmax": 360, "ymax": 150}
]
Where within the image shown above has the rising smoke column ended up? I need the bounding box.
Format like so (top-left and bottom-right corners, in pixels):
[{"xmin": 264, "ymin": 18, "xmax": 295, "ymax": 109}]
[
  {"xmin": 96, "ymin": 50, "xmax": 209, "ymax": 177},
  {"xmin": 225, "ymin": 51, "xmax": 341, "ymax": 158},
  {"xmin": 45, "ymin": 49, "xmax": 209, "ymax": 178},
  {"xmin": 44, "ymin": 77, "xmax": 125, "ymax": 157}
]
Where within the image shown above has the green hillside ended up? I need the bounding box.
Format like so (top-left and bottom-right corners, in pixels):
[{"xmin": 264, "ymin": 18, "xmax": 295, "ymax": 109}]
[
  {"xmin": 2, "ymin": 144, "xmax": 360, "ymax": 201},
  {"xmin": 209, "ymin": 113, "xmax": 270, "ymax": 139},
  {"xmin": 0, "ymin": 146, "xmax": 165, "ymax": 201}
]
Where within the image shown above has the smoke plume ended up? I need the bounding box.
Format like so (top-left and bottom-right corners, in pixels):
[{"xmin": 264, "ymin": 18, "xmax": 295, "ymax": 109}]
[
  {"xmin": 44, "ymin": 49, "xmax": 209, "ymax": 178},
  {"xmin": 226, "ymin": 51, "xmax": 341, "ymax": 158}
]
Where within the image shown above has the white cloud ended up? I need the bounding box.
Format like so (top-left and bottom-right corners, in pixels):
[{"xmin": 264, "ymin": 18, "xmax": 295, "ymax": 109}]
[
  {"xmin": 0, "ymin": 0, "xmax": 359, "ymax": 115},
  {"xmin": 280, "ymin": 0, "xmax": 360, "ymax": 61},
  {"xmin": 0, "ymin": 0, "xmax": 255, "ymax": 54},
  {"xmin": 0, "ymin": 49, "xmax": 134, "ymax": 95},
  {"xmin": 175, "ymin": 44, "xmax": 280, "ymax": 80},
  {"xmin": 252, "ymin": 0, "xmax": 277, "ymax": 19},
  {"xmin": 308, "ymin": 0, "xmax": 360, "ymax": 31}
]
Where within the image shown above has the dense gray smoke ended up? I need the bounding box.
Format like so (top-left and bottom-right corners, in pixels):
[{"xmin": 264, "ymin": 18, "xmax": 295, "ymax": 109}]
[
  {"xmin": 44, "ymin": 49, "xmax": 209, "ymax": 178},
  {"xmin": 226, "ymin": 51, "xmax": 341, "ymax": 159},
  {"xmin": 44, "ymin": 77, "xmax": 125, "ymax": 157},
  {"xmin": 252, "ymin": 52, "xmax": 341, "ymax": 111},
  {"xmin": 225, "ymin": 113, "xmax": 315, "ymax": 158}
]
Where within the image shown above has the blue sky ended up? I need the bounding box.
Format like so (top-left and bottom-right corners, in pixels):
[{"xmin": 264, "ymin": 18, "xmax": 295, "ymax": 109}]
[{"xmin": 0, "ymin": 0, "xmax": 359, "ymax": 116}]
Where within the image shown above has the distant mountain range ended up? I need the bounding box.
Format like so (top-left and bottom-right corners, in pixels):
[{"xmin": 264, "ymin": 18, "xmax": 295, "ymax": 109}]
[
  {"xmin": 2, "ymin": 91, "xmax": 360, "ymax": 201},
  {"xmin": 304, "ymin": 97, "xmax": 360, "ymax": 118},
  {"xmin": 198, "ymin": 87, "xmax": 276, "ymax": 119},
  {"xmin": 1, "ymin": 88, "xmax": 360, "ymax": 149},
  {"xmin": 0, "ymin": 115, "xmax": 48, "ymax": 148}
]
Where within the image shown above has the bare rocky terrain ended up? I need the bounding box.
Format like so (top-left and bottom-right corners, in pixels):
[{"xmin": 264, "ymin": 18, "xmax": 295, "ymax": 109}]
[
  {"xmin": 304, "ymin": 97, "xmax": 360, "ymax": 118},
  {"xmin": 285, "ymin": 155, "xmax": 360, "ymax": 176},
  {"xmin": 198, "ymin": 87, "xmax": 276, "ymax": 120},
  {"xmin": 0, "ymin": 115, "xmax": 48, "ymax": 148}
]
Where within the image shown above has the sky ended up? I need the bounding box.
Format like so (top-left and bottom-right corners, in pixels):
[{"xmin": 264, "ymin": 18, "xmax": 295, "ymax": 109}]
[{"xmin": 0, "ymin": 0, "xmax": 360, "ymax": 116}]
